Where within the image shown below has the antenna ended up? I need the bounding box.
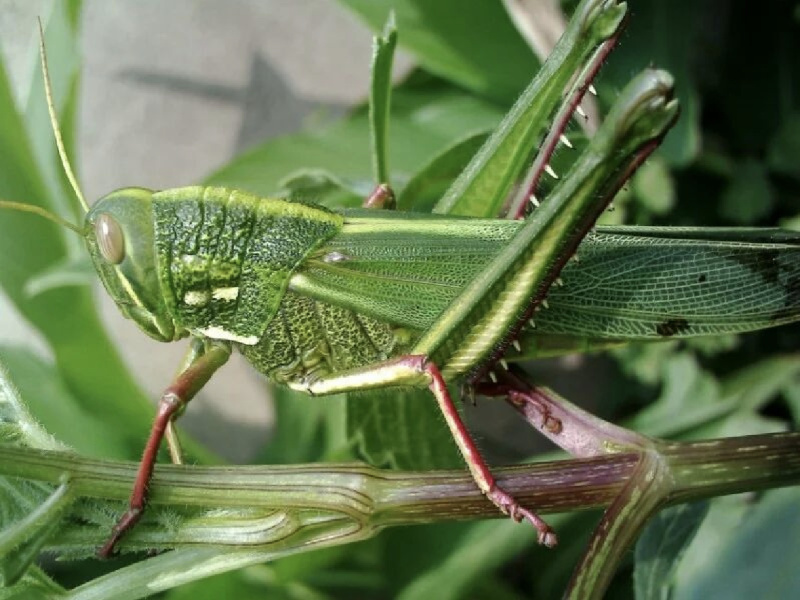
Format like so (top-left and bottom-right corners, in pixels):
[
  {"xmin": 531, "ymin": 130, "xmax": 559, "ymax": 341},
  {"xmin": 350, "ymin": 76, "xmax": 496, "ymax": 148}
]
[
  {"xmin": 0, "ymin": 200, "xmax": 83, "ymax": 234},
  {"xmin": 37, "ymin": 17, "xmax": 89, "ymax": 213}
]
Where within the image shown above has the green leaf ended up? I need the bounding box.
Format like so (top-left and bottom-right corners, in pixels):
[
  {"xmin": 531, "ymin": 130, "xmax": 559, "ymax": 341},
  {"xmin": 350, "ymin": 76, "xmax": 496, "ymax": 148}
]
[
  {"xmin": 397, "ymin": 132, "xmax": 488, "ymax": 213},
  {"xmin": 434, "ymin": 0, "xmax": 628, "ymax": 217},
  {"xmin": 784, "ymin": 379, "xmax": 800, "ymax": 426},
  {"xmin": 369, "ymin": 13, "xmax": 398, "ymax": 185},
  {"xmin": 632, "ymin": 156, "xmax": 675, "ymax": 215},
  {"xmin": 347, "ymin": 388, "xmax": 462, "ymax": 470},
  {"xmin": 260, "ymin": 385, "xmax": 348, "ymax": 465},
  {"xmin": 0, "ymin": 565, "xmax": 65, "ymax": 600},
  {"xmin": 206, "ymin": 80, "xmax": 503, "ymax": 197},
  {"xmin": 23, "ymin": 255, "xmax": 95, "ymax": 298},
  {"xmin": 278, "ymin": 168, "xmax": 365, "ymax": 208},
  {"xmin": 601, "ymin": 0, "xmax": 702, "ymax": 165},
  {"xmin": 396, "ymin": 520, "xmax": 536, "ymax": 600},
  {"xmin": 0, "ymin": 4, "xmax": 159, "ymax": 455},
  {"xmin": 634, "ymin": 502, "xmax": 709, "ymax": 600},
  {"xmin": 719, "ymin": 354, "xmax": 800, "ymax": 413},
  {"xmin": 0, "ymin": 353, "xmax": 64, "ymax": 451},
  {"xmin": 767, "ymin": 112, "xmax": 800, "ymax": 180},
  {"xmin": 627, "ymin": 354, "xmax": 800, "ymax": 440},
  {"xmin": 0, "ymin": 345, "xmax": 130, "ymax": 458},
  {"xmin": 673, "ymin": 488, "xmax": 800, "ymax": 599},
  {"xmin": 336, "ymin": 0, "xmax": 539, "ymax": 104},
  {"xmin": 719, "ymin": 159, "xmax": 775, "ymax": 224},
  {"xmin": 162, "ymin": 572, "xmax": 264, "ymax": 600},
  {"xmin": 0, "ymin": 479, "xmax": 73, "ymax": 587},
  {"xmin": 626, "ymin": 354, "xmax": 725, "ymax": 439}
]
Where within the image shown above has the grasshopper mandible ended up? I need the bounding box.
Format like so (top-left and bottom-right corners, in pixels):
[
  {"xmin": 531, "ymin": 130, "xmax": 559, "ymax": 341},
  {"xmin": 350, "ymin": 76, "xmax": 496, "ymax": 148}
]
[{"xmin": 2, "ymin": 0, "xmax": 796, "ymax": 559}]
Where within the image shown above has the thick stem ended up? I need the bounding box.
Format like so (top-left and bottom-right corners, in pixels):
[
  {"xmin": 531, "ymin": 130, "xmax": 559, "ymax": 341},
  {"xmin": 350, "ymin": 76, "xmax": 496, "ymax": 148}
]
[
  {"xmin": 0, "ymin": 432, "xmax": 796, "ymax": 545},
  {"xmin": 565, "ymin": 451, "xmax": 670, "ymax": 600}
]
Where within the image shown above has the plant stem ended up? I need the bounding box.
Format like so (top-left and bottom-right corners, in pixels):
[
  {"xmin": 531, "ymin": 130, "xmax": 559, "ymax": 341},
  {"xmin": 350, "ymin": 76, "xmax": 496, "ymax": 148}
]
[
  {"xmin": 0, "ymin": 432, "xmax": 797, "ymax": 599},
  {"xmin": 0, "ymin": 432, "xmax": 797, "ymax": 539}
]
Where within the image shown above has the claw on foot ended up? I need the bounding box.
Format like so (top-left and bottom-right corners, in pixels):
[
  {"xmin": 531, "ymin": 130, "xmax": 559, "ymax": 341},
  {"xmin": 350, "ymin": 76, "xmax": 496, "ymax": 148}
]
[
  {"xmin": 488, "ymin": 485, "xmax": 558, "ymax": 548},
  {"xmin": 508, "ymin": 390, "xmax": 563, "ymax": 434}
]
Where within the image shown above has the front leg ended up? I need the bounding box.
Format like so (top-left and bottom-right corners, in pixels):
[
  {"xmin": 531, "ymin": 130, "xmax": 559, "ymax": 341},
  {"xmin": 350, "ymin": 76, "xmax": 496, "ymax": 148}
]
[
  {"xmin": 98, "ymin": 340, "xmax": 231, "ymax": 558},
  {"xmin": 304, "ymin": 355, "xmax": 557, "ymax": 547}
]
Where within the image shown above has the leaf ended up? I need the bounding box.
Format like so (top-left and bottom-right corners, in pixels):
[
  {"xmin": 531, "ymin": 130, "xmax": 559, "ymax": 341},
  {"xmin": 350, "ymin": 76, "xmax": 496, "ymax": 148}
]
[
  {"xmin": 719, "ymin": 354, "xmax": 800, "ymax": 414},
  {"xmin": 719, "ymin": 159, "xmax": 775, "ymax": 224},
  {"xmin": 0, "ymin": 479, "xmax": 73, "ymax": 587},
  {"xmin": 206, "ymin": 80, "xmax": 503, "ymax": 197},
  {"xmin": 336, "ymin": 0, "xmax": 539, "ymax": 104},
  {"xmin": 162, "ymin": 568, "xmax": 276, "ymax": 600},
  {"xmin": 0, "ymin": 353, "xmax": 65, "ymax": 451},
  {"xmin": 23, "ymin": 254, "xmax": 95, "ymax": 298},
  {"xmin": 396, "ymin": 519, "xmax": 537, "ymax": 600},
  {"xmin": 433, "ymin": 0, "xmax": 627, "ymax": 217},
  {"xmin": 634, "ymin": 502, "xmax": 709, "ymax": 600},
  {"xmin": 0, "ymin": 4, "xmax": 159, "ymax": 455},
  {"xmin": 278, "ymin": 168, "xmax": 366, "ymax": 208},
  {"xmin": 767, "ymin": 112, "xmax": 800, "ymax": 180},
  {"xmin": 0, "ymin": 345, "xmax": 130, "ymax": 458},
  {"xmin": 600, "ymin": 0, "xmax": 702, "ymax": 165},
  {"xmin": 626, "ymin": 354, "xmax": 726, "ymax": 439},
  {"xmin": 347, "ymin": 388, "xmax": 462, "ymax": 470},
  {"xmin": 632, "ymin": 156, "xmax": 675, "ymax": 216},
  {"xmin": 0, "ymin": 565, "xmax": 65, "ymax": 600},
  {"xmin": 673, "ymin": 488, "xmax": 800, "ymax": 599},
  {"xmin": 784, "ymin": 379, "xmax": 800, "ymax": 426},
  {"xmin": 398, "ymin": 132, "xmax": 488, "ymax": 213},
  {"xmin": 369, "ymin": 13, "xmax": 398, "ymax": 185},
  {"xmin": 0, "ymin": 358, "xmax": 71, "ymax": 587},
  {"xmin": 627, "ymin": 354, "xmax": 800, "ymax": 440},
  {"xmin": 260, "ymin": 385, "xmax": 348, "ymax": 465}
]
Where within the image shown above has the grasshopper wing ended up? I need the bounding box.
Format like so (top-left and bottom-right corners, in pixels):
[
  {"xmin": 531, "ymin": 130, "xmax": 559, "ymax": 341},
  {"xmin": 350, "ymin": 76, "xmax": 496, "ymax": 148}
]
[{"xmin": 293, "ymin": 221, "xmax": 800, "ymax": 357}]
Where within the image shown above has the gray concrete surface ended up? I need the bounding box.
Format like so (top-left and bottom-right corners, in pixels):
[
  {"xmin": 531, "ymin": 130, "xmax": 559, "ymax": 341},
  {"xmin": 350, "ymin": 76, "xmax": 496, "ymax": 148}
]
[{"xmin": 0, "ymin": 0, "xmax": 400, "ymax": 461}]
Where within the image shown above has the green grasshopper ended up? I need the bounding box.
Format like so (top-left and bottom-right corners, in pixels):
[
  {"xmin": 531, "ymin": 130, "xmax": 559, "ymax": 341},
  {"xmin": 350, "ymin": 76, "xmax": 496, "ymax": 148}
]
[{"xmin": 1, "ymin": 0, "xmax": 798, "ymax": 559}]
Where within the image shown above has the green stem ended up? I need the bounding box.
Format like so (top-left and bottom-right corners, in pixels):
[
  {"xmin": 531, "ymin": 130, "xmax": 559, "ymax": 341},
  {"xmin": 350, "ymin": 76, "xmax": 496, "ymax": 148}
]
[
  {"xmin": 565, "ymin": 450, "xmax": 670, "ymax": 600},
  {"xmin": 0, "ymin": 432, "xmax": 797, "ymax": 598},
  {"xmin": 561, "ymin": 432, "xmax": 800, "ymax": 599},
  {"xmin": 0, "ymin": 432, "xmax": 797, "ymax": 541}
]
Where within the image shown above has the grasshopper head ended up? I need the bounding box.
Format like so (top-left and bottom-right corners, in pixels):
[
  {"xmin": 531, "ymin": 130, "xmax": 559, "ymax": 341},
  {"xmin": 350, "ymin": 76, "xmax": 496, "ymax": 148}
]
[
  {"xmin": 85, "ymin": 188, "xmax": 178, "ymax": 342},
  {"xmin": 27, "ymin": 25, "xmax": 178, "ymax": 342}
]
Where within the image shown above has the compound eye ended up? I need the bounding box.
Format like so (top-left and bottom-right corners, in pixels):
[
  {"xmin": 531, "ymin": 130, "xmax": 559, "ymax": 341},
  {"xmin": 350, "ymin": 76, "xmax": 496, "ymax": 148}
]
[{"xmin": 95, "ymin": 213, "xmax": 125, "ymax": 264}]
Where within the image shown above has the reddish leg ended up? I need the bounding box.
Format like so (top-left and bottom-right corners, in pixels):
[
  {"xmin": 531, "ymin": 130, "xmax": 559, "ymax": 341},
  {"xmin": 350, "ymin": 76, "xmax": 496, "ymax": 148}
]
[
  {"xmin": 475, "ymin": 367, "xmax": 648, "ymax": 459},
  {"xmin": 98, "ymin": 342, "xmax": 230, "ymax": 558},
  {"xmin": 427, "ymin": 363, "xmax": 557, "ymax": 547},
  {"xmin": 362, "ymin": 183, "xmax": 396, "ymax": 209},
  {"xmin": 474, "ymin": 370, "xmax": 563, "ymax": 436},
  {"xmin": 304, "ymin": 355, "xmax": 556, "ymax": 546},
  {"xmin": 163, "ymin": 339, "xmax": 207, "ymax": 464}
]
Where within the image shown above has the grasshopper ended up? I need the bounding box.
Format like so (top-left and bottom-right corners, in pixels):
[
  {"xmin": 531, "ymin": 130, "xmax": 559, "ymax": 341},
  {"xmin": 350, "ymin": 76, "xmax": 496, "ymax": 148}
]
[{"xmin": 1, "ymin": 0, "xmax": 798, "ymax": 559}]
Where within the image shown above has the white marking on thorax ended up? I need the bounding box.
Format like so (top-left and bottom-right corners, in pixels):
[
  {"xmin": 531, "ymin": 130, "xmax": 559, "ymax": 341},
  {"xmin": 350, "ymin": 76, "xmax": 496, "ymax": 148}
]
[
  {"xmin": 212, "ymin": 287, "xmax": 240, "ymax": 301},
  {"xmin": 183, "ymin": 290, "xmax": 210, "ymax": 306},
  {"xmin": 198, "ymin": 326, "xmax": 258, "ymax": 345}
]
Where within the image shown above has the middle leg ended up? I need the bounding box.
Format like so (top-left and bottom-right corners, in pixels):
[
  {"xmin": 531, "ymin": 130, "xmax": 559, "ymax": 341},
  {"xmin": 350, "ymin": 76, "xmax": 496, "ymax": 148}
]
[{"xmin": 303, "ymin": 355, "xmax": 557, "ymax": 546}]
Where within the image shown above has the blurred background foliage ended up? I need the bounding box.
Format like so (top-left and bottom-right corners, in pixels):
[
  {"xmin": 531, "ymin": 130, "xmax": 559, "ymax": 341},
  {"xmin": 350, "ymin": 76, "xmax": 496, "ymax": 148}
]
[{"xmin": 0, "ymin": 0, "xmax": 798, "ymax": 598}]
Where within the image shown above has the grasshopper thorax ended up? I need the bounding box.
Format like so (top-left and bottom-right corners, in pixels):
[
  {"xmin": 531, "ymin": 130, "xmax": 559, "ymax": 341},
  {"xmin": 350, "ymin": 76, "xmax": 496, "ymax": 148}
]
[{"xmin": 85, "ymin": 187, "xmax": 179, "ymax": 342}]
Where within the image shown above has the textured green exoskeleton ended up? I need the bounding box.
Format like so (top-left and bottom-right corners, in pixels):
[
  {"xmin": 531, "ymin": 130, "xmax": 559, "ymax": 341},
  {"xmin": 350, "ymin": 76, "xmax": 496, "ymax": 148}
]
[
  {"xmin": 85, "ymin": 68, "xmax": 681, "ymax": 554},
  {"xmin": 3, "ymin": 0, "xmax": 799, "ymax": 558}
]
